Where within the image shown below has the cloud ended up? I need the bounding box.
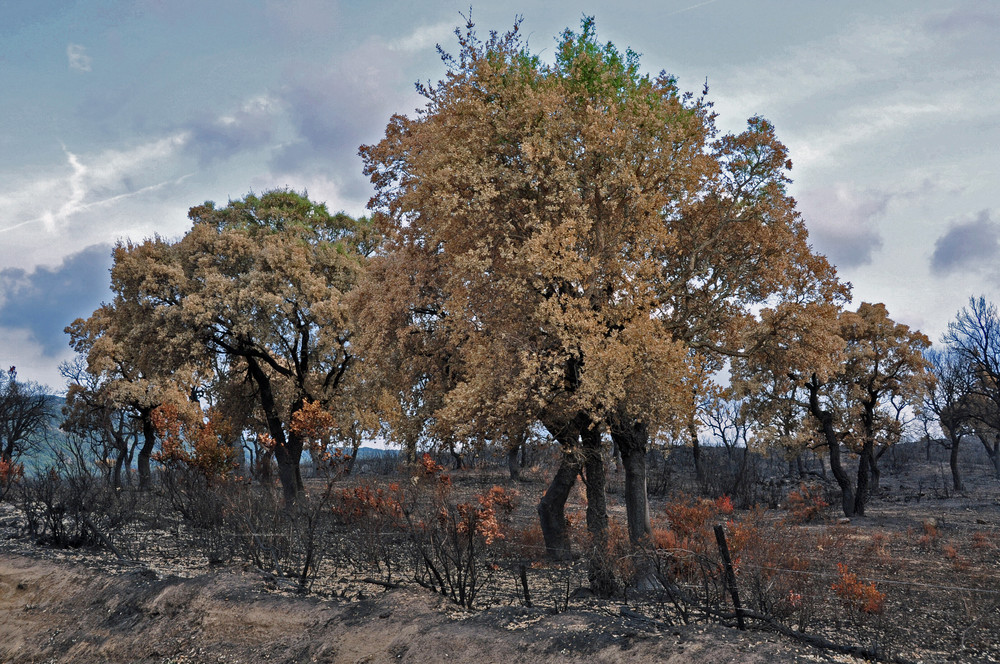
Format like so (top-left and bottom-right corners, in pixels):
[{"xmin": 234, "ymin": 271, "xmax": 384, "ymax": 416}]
[
  {"xmin": 0, "ymin": 244, "xmax": 113, "ymax": 358},
  {"xmin": 67, "ymin": 43, "xmax": 92, "ymax": 72},
  {"xmin": 797, "ymin": 184, "xmax": 888, "ymax": 269},
  {"xmin": 388, "ymin": 21, "xmax": 454, "ymax": 52},
  {"xmin": 930, "ymin": 210, "xmax": 1000, "ymax": 276},
  {"xmin": 269, "ymin": 39, "xmax": 412, "ymax": 206},
  {"xmin": 180, "ymin": 95, "xmax": 281, "ymax": 166},
  {"xmin": 0, "ymin": 135, "xmax": 189, "ymax": 238},
  {"xmin": 925, "ymin": 6, "xmax": 1000, "ymax": 35}
]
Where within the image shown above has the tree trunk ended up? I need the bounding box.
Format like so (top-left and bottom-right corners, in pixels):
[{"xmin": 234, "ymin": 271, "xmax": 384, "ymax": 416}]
[
  {"xmin": 611, "ymin": 416, "xmax": 651, "ymax": 544},
  {"xmin": 987, "ymin": 435, "xmax": 1000, "ymax": 480},
  {"xmin": 870, "ymin": 446, "xmax": 883, "ymax": 494},
  {"xmin": 137, "ymin": 409, "xmax": 156, "ymax": 490},
  {"xmin": 507, "ymin": 445, "xmax": 521, "ymax": 481},
  {"xmin": 403, "ymin": 435, "xmax": 418, "ymax": 466},
  {"xmin": 688, "ymin": 414, "xmax": 704, "ymax": 485},
  {"xmin": 948, "ymin": 434, "xmax": 963, "ymax": 492},
  {"xmin": 448, "ymin": 440, "xmax": 464, "ymax": 470},
  {"xmin": 247, "ymin": 359, "xmax": 301, "ymax": 502},
  {"xmin": 346, "ymin": 440, "xmax": 361, "ymax": 475},
  {"xmin": 853, "ymin": 439, "xmax": 873, "ymax": 517},
  {"xmin": 807, "ymin": 375, "xmax": 855, "ymax": 517},
  {"xmin": 112, "ymin": 448, "xmax": 125, "ymax": 490},
  {"xmin": 582, "ymin": 425, "xmax": 617, "ymax": 596},
  {"xmin": 257, "ymin": 448, "xmax": 274, "ymax": 482},
  {"xmin": 537, "ymin": 448, "xmax": 580, "ymax": 561}
]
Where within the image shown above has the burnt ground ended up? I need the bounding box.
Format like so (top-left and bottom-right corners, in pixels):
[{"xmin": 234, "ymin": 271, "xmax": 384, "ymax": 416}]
[
  {"xmin": 1, "ymin": 440, "xmax": 999, "ymax": 663},
  {"xmin": 0, "ymin": 547, "xmax": 838, "ymax": 664}
]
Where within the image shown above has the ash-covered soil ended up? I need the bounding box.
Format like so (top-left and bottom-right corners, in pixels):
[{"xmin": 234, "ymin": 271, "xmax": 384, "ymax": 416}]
[{"xmin": 0, "ymin": 550, "xmax": 837, "ymax": 664}]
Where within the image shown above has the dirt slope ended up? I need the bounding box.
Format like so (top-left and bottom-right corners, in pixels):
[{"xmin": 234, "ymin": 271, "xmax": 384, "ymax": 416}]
[{"xmin": 0, "ymin": 551, "xmax": 836, "ymax": 664}]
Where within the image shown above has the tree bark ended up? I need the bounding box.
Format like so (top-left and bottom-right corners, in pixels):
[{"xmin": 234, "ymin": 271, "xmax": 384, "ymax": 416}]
[
  {"xmin": 806, "ymin": 374, "xmax": 855, "ymax": 517},
  {"xmin": 987, "ymin": 435, "xmax": 1000, "ymax": 480},
  {"xmin": 688, "ymin": 413, "xmax": 704, "ymax": 485},
  {"xmin": 507, "ymin": 445, "xmax": 521, "ymax": 481},
  {"xmin": 137, "ymin": 408, "xmax": 156, "ymax": 490},
  {"xmin": 611, "ymin": 415, "xmax": 651, "ymax": 544},
  {"xmin": 582, "ymin": 425, "xmax": 617, "ymax": 596},
  {"xmin": 869, "ymin": 446, "xmax": 882, "ymax": 494},
  {"xmin": 536, "ymin": 447, "xmax": 580, "ymax": 560},
  {"xmin": 853, "ymin": 439, "xmax": 873, "ymax": 517},
  {"xmin": 112, "ymin": 447, "xmax": 125, "ymax": 490},
  {"xmin": 247, "ymin": 359, "xmax": 301, "ymax": 502},
  {"xmin": 948, "ymin": 434, "xmax": 963, "ymax": 492}
]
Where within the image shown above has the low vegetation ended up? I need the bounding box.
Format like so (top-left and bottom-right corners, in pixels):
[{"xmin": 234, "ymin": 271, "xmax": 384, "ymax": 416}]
[{"xmin": 2, "ymin": 14, "xmax": 1000, "ymax": 664}]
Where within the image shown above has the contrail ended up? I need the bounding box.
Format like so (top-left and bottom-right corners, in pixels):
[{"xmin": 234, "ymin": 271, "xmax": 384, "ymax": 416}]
[
  {"xmin": 0, "ymin": 173, "xmax": 193, "ymax": 235},
  {"xmin": 664, "ymin": 0, "xmax": 722, "ymax": 17}
]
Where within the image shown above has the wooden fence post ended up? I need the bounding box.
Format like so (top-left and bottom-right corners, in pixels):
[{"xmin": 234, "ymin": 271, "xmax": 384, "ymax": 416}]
[{"xmin": 714, "ymin": 523, "xmax": 746, "ymax": 630}]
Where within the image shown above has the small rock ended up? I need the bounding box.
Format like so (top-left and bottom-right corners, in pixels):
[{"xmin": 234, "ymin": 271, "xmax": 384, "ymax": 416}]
[{"xmin": 837, "ymin": 517, "xmax": 850, "ymax": 525}]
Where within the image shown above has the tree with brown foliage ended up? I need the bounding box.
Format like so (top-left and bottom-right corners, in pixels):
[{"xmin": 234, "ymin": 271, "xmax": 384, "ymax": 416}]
[
  {"xmin": 73, "ymin": 190, "xmax": 369, "ymax": 501},
  {"xmin": 357, "ymin": 15, "xmax": 848, "ymax": 588},
  {"xmin": 65, "ymin": 255, "xmax": 194, "ymax": 489},
  {"xmin": 738, "ymin": 302, "xmax": 930, "ymax": 517}
]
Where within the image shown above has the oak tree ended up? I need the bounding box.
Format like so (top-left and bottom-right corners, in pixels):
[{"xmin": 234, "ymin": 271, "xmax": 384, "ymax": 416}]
[{"xmin": 358, "ymin": 15, "xmax": 848, "ymax": 584}]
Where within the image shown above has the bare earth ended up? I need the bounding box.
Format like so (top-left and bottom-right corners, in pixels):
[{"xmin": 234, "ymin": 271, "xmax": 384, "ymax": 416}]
[
  {"xmin": 0, "ymin": 547, "xmax": 846, "ymax": 664},
  {"xmin": 2, "ymin": 443, "xmax": 998, "ymax": 663}
]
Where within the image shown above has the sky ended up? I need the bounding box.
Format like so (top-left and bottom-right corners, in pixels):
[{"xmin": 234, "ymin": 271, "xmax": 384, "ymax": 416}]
[{"xmin": 1, "ymin": 0, "xmax": 998, "ymax": 391}]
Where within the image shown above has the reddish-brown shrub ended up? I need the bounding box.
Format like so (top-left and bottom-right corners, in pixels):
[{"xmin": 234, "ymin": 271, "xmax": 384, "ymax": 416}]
[
  {"xmin": 831, "ymin": 562, "xmax": 884, "ymax": 615},
  {"xmin": 0, "ymin": 457, "xmax": 23, "ymax": 500},
  {"xmin": 786, "ymin": 483, "xmax": 828, "ymax": 523},
  {"xmin": 151, "ymin": 403, "xmax": 238, "ymax": 483}
]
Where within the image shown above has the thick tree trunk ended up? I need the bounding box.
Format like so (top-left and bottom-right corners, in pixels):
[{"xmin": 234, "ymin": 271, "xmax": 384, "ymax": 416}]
[
  {"xmin": 247, "ymin": 359, "xmax": 301, "ymax": 502},
  {"xmin": 985, "ymin": 435, "xmax": 1000, "ymax": 480},
  {"xmin": 448, "ymin": 441, "xmax": 464, "ymax": 470},
  {"xmin": 611, "ymin": 416, "xmax": 651, "ymax": 544},
  {"xmin": 346, "ymin": 441, "xmax": 361, "ymax": 475},
  {"xmin": 581, "ymin": 426, "xmax": 616, "ymax": 596},
  {"xmin": 507, "ymin": 445, "xmax": 521, "ymax": 481},
  {"xmin": 807, "ymin": 375, "xmax": 855, "ymax": 517},
  {"xmin": 868, "ymin": 447, "xmax": 881, "ymax": 494},
  {"xmin": 257, "ymin": 448, "xmax": 274, "ymax": 482},
  {"xmin": 137, "ymin": 409, "xmax": 156, "ymax": 490},
  {"xmin": 403, "ymin": 435, "xmax": 418, "ymax": 466},
  {"xmin": 537, "ymin": 448, "xmax": 580, "ymax": 561}
]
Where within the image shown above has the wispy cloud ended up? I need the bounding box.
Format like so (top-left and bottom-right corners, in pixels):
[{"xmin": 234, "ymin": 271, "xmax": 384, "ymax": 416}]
[
  {"xmin": 0, "ymin": 134, "xmax": 189, "ymax": 236},
  {"xmin": 67, "ymin": 43, "xmax": 91, "ymax": 72},
  {"xmin": 389, "ymin": 21, "xmax": 454, "ymax": 52},
  {"xmin": 663, "ymin": 0, "xmax": 722, "ymax": 18}
]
